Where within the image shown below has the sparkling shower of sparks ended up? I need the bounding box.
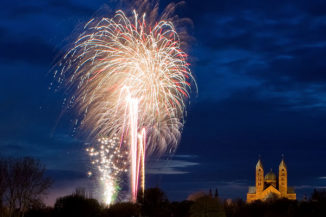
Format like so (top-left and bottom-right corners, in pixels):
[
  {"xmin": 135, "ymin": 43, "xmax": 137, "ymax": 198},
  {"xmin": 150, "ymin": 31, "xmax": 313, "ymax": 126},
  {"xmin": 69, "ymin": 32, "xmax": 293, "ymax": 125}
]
[
  {"xmin": 86, "ymin": 136, "xmax": 128, "ymax": 203},
  {"xmin": 56, "ymin": 8, "xmax": 195, "ymax": 204}
]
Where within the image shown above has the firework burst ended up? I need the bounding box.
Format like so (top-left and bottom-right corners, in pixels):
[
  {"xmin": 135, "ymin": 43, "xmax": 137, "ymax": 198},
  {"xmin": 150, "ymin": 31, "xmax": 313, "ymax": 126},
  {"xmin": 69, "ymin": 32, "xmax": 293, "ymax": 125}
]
[{"xmin": 55, "ymin": 5, "xmax": 195, "ymax": 204}]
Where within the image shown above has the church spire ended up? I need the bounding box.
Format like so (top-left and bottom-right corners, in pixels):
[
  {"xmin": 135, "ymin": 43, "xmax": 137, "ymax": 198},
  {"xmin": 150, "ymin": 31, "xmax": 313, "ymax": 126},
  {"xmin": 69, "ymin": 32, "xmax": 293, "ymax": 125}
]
[
  {"xmin": 256, "ymin": 154, "xmax": 263, "ymax": 169},
  {"xmin": 279, "ymin": 154, "xmax": 287, "ymax": 169},
  {"xmin": 279, "ymin": 154, "xmax": 288, "ymax": 196},
  {"xmin": 256, "ymin": 156, "xmax": 264, "ymax": 193}
]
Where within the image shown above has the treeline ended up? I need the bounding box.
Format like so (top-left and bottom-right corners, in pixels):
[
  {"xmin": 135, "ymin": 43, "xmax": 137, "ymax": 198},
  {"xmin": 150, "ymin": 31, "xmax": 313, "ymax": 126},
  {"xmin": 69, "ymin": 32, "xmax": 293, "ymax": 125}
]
[
  {"xmin": 25, "ymin": 187, "xmax": 225, "ymax": 217},
  {"xmin": 24, "ymin": 188, "xmax": 326, "ymax": 217},
  {"xmin": 1, "ymin": 157, "xmax": 326, "ymax": 217},
  {"xmin": 23, "ymin": 188, "xmax": 326, "ymax": 217}
]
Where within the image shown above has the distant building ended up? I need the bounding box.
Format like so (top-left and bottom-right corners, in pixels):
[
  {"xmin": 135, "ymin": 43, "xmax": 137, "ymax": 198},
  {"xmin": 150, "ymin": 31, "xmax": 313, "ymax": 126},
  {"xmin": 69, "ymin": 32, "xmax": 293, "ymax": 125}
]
[
  {"xmin": 187, "ymin": 191, "xmax": 207, "ymax": 201},
  {"xmin": 246, "ymin": 157, "xmax": 296, "ymax": 203}
]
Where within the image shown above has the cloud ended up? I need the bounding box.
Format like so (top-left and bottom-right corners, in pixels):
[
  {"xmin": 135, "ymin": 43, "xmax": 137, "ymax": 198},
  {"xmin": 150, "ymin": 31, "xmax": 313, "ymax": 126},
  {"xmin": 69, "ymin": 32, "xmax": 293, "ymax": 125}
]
[
  {"xmin": 294, "ymin": 185, "xmax": 326, "ymax": 190},
  {"xmin": 1, "ymin": 0, "xmax": 326, "ymax": 202},
  {"xmin": 8, "ymin": 5, "xmax": 44, "ymax": 18},
  {"xmin": 4, "ymin": 0, "xmax": 95, "ymax": 19},
  {"xmin": 147, "ymin": 155, "xmax": 199, "ymax": 175},
  {"xmin": 0, "ymin": 33, "xmax": 58, "ymax": 65},
  {"xmin": 189, "ymin": 0, "xmax": 326, "ymax": 112},
  {"xmin": 172, "ymin": 154, "xmax": 198, "ymax": 159},
  {"xmin": 48, "ymin": 0, "xmax": 95, "ymax": 16}
]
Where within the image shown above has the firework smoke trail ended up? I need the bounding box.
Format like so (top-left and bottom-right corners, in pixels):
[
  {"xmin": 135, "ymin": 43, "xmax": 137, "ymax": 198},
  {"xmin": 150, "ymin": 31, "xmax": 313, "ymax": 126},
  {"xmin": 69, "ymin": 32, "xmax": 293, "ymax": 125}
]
[{"xmin": 55, "ymin": 5, "xmax": 195, "ymax": 204}]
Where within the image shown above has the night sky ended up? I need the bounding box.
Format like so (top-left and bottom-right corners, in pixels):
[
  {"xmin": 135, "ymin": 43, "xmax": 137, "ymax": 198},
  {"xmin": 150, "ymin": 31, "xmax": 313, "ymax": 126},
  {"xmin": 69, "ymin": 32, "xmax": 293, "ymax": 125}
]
[{"xmin": 1, "ymin": 0, "xmax": 326, "ymax": 205}]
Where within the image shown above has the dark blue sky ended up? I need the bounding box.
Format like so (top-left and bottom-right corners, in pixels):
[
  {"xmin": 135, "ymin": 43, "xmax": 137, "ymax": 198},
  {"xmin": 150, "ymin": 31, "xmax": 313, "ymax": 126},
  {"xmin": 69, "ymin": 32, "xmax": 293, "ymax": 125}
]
[{"xmin": 1, "ymin": 0, "xmax": 326, "ymax": 205}]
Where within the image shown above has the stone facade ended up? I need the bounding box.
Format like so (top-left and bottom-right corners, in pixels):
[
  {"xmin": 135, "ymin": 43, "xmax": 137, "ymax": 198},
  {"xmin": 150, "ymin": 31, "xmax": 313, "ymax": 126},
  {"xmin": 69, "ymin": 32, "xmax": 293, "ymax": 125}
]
[{"xmin": 247, "ymin": 158, "xmax": 296, "ymax": 203}]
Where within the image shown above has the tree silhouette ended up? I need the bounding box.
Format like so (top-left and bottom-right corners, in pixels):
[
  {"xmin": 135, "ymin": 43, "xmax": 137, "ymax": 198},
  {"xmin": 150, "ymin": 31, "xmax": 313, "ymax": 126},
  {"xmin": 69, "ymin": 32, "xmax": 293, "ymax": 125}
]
[
  {"xmin": 138, "ymin": 187, "xmax": 170, "ymax": 217},
  {"xmin": 170, "ymin": 201, "xmax": 193, "ymax": 217},
  {"xmin": 0, "ymin": 157, "xmax": 52, "ymax": 217},
  {"xmin": 104, "ymin": 202, "xmax": 140, "ymax": 217},
  {"xmin": 312, "ymin": 189, "xmax": 326, "ymax": 202},
  {"xmin": 54, "ymin": 194, "xmax": 101, "ymax": 217},
  {"xmin": 0, "ymin": 158, "xmax": 8, "ymax": 215},
  {"xmin": 190, "ymin": 195, "xmax": 226, "ymax": 217}
]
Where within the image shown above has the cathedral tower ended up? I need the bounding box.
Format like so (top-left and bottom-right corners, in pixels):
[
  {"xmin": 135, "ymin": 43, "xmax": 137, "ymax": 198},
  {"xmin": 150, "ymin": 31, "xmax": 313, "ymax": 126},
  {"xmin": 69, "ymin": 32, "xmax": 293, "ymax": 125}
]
[
  {"xmin": 247, "ymin": 156, "xmax": 296, "ymax": 202},
  {"xmin": 279, "ymin": 155, "xmax": 288, "ymax": 197},
  {"xmin": 256, "ymin": 158, "xmax": 264, "ymax": 193}
]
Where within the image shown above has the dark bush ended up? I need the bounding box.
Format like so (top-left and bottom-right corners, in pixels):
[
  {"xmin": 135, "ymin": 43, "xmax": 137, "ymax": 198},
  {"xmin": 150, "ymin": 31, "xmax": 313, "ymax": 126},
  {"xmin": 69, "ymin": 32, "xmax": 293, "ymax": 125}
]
[{"xmin": 54, "ymin": 194, "xmax": 102, "ymax": 217}]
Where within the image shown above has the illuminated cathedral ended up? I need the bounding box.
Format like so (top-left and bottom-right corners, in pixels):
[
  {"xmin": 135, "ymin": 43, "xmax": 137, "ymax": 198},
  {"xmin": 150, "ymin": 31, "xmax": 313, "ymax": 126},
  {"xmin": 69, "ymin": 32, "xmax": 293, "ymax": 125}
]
[{"xmin": 247, "ymin": 157, "xmax": 296, "ymax": 203}]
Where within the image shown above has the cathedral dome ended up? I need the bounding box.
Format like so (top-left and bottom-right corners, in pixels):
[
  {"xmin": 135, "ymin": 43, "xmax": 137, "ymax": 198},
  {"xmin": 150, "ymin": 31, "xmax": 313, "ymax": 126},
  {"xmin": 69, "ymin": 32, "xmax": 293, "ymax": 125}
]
[{"xmin": 265, "ymin": 170, "xmax": 277, "ymax": 180}]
